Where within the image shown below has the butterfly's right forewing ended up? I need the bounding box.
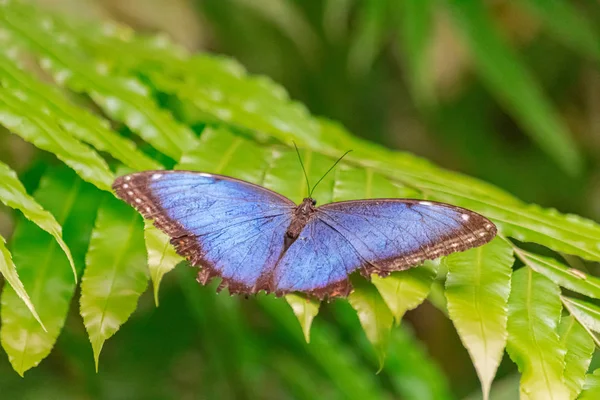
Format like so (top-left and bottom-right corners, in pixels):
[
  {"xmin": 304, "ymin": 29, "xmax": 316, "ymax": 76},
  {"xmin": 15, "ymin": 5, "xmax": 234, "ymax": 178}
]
[{"xmin": 113, "ymin": 171, "xmax": 295, "ymax": 293}]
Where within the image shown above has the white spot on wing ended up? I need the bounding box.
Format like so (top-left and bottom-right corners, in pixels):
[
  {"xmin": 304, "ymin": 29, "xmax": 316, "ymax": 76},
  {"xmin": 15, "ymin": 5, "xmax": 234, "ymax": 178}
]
[
  {"xmin": 419, "ymin": 201, "xmax": 433, "ymax": 206},
  {"xmin": 124, "ymin": 176, "xmax": 132, "ymax": 181},
  {"xmin": 127, "ymin": 191, "xmax": 134, "ymax": 196},
  {"xmin": 478, "ymin": 232, "xmax": 486, "ymax": 237},
  {"xmin": 461, "ymin": 214, "xmax": 470, "ymax": 221},
  {"xmin": 135, "ymin": 198, "xmax": 142, "ymax": 203},
  {"xmin": 198, "ymin": 173, "xmax": 212, "ymax": 177},
  {"xmin": 122, "ymin": 183, "xmax": 129, "ymax": 189},
  {"xmin": 152, "ymin": 173, "xmax": 162, "ymax": 180}
]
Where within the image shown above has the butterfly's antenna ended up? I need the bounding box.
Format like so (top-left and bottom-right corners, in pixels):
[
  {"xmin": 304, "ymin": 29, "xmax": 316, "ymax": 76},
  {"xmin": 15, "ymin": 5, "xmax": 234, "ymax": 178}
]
[
  {"xmin": 309, "ymin": 150, "xmax": 352, "ymax": 197},
  {"xmin": 293, "ymin": 142, "xmax": 311, "ymax": 197}
]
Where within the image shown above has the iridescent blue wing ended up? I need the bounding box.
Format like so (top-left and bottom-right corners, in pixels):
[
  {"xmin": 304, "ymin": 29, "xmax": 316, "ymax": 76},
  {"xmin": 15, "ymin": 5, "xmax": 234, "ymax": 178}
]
[
  {"xmin": 273, "ymin": 199, "xmax": 496, "ymax": 298},
  {"xmin": 113, "ymin": 171, "xmax": 295, "ymax": 293}
]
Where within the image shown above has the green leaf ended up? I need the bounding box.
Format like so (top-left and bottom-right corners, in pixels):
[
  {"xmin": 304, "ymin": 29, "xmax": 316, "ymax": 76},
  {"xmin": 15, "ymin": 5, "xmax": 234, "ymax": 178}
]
[
  {"xmin": 557, "ymin": 315, "xmax": 594, "ymax": 399},
  {"xmin": 284, "ymin": 294, "xmax": 320, "ymax": 343},
  {"xmin": 144, "ymin": 221, "xmax": 182, "ymax": 307},
  {"xmin": 80, "ymin": 195, "xmax": 148, "ymax": 371},
  {"xmin": 516, "ymin": 248, "xmax": 600, "ymax": 300},
  {"xmin": 371, "ymin": 260, "xmax": 437, "ymax": 323},
  {"xmin": 506, "ymin": 267, "xmax": 570, "ymax": 400},
  {"xmin": 1, "ymin": 167, "xmax": 99, "ymax": 376},
  {"xmin": 0, "ymin": 160, "xmax": 76, "ymax": 281},
  {"xmin": 445, "ymin": 237, "xmax": 514, "ymax": 400},
  {"xmin": 396, "ymin": 0, "xmax": 436, "ymax": 107},
  {"xmin": 0, "ymin": 51, "xmax": 162, "ymax": 172},
  {"xmin": 331, "ymin": 162, "xmax": 421, "ymax": 201},
  {"xmin": 561, "ymin": 296, "xmax": 600, "ymax": 347},
  {"xmin": 0, "ymin": 88, "xmax": 114, "ymax": 192},
  {"xmin": 519, "ymin": 0, "xmax": 600, "ymax": 62},
  {"xmin": 348, "ymin": 277, "xmax": 393, "ymax": 369},
  {"xmin": 178, "ymin": 127, "xmax": 272, "ymax": 180},
  {"xmin": 0, "ymin": 236, "xmax": 43, "ymax": 333},
  {"xmin": 445, "ymin": 0, "xmax": 582, "ymax": 175},
  {"xmin": 0, "ymin": 2, "xmax": 197, "ymax": 160},
  {"xmin": 580, "ymin": 369, "xmax": 600, "ymax": 400}
]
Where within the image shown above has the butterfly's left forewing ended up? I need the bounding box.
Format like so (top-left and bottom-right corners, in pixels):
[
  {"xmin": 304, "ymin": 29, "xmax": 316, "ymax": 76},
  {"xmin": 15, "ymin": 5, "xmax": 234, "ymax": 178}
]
[{"xmin": 113, "ymin": 171, "xmax": 295, "ymax": 293}]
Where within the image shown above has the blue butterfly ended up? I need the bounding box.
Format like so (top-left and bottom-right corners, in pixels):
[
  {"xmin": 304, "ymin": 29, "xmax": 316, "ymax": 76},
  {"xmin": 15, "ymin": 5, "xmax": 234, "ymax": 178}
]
[{"xmin": 113, "ymin": 161, "xmax": 496, "ymax": 298}]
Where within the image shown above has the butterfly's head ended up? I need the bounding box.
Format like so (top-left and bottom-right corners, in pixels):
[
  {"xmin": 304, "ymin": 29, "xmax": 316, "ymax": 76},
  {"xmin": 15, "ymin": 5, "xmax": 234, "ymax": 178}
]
[
  {"xmin": 301, "ymin": 197, "xmax": 317, "ymax": 207},
  {"xmin": 298, "ymin": 197, "xmax": 317, "ymax": 214}
]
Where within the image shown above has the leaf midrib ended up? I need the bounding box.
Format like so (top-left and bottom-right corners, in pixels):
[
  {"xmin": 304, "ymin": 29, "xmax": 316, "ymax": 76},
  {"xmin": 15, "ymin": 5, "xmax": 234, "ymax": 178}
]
[
  {"xmin": 526, "ymin": 267, "xmax": 558, "ymax": 398},
  {"xmin": 95, "ymin": 212, "xmax": 137, "ymax": 339}
]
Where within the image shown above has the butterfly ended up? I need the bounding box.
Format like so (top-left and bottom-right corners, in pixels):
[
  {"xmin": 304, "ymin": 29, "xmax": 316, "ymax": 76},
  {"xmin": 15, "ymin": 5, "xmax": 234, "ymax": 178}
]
[{"xmin": 113, "ymin": 154, "xmax": 496, "ymax": 299}]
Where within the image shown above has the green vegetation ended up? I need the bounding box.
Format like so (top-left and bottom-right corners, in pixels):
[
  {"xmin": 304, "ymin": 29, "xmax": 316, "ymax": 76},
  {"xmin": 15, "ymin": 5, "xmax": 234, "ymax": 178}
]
[{"xmin": 0, "ymin": 0, "xmax": 599, "ymax": 398}]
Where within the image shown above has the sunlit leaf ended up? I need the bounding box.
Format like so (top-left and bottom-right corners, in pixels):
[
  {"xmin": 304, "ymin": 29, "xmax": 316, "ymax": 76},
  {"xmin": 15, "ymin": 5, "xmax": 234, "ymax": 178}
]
[
  {"xmin": 561, "ymin": 296, "xmax": 600, "ymax": 347},
  {"xmin": 1, "ymin": 167, "xmax": 99, "ymax": 376},
  {"xmin": 445, "ymin": 0, "xmax": 582, "ymax": 175},
  {"xmin": 0, "ymin": 88, "xmax": 114, "ymax": 192},
  {"xmin": 0, "ymin": 236, "xmax": 43, "ymax": 334},
  {"xmin": 0, "ymin": 1, "xmax": 197, "ymax": 161},
  {"xmin": 285, "ymin": 294, "xmax": 320, "ymax": 343},
  {"xmin": 445, "ymin": 237, "xmax": 514, "ymax": 400},
  {"xmin": 348, "ymin": 277, "xmax": 393, "ymax": 369},
  {"xmin": 558, "ymin": 315, "xmax": 594, "ymax": 399},
  {"xmin": 144, "ymin": 221, "xmax": 182, "ymax": 307},
  {"xmin": 80, "ymin": 195, "xmax": 148, "ymax": 370},
  {"xmin": 506, "ymin": 267, "xmax": 570, "ymax": 399},
  {"xmin": 0, "ymin": 160, "xmax": 76, "ymax": 281},
  {"xmin": 0, "ymin": 51, "xmax": 162, "ymax": 172},
  {"xmin": 516, "ymin": 248, "xmax": 600, "ymax": 299},
  {"xmin": 580, "ymin": 369, "xmax": 600, "ymax": 400},
  {"xmin": 372, "ymin": 261, "xmax": 437, "ymax": 324}
]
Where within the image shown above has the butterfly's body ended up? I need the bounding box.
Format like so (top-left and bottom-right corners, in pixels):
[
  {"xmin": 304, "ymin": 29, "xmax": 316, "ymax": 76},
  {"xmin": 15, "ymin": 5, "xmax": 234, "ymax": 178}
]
[
  {"xmin": 285, "ymin": 197, "xmax": 317, "ymax": 248},
  {"xmin": 113, "ymin": 170, "xmax": 497, "ymax": 299}
]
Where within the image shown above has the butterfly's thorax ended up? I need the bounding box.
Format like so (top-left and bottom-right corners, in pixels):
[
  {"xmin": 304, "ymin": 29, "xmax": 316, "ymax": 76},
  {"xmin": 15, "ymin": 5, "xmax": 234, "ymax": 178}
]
[{"xmin": 284, "ymin": 197, "xmax": 317, "ymax": 248}]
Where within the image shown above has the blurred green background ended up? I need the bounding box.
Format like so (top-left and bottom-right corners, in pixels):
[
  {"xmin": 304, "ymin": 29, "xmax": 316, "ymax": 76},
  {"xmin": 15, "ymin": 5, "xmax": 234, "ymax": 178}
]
[{"xmin": 1, "ymin": 0, "xmax": 599, "ymax": 399}]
